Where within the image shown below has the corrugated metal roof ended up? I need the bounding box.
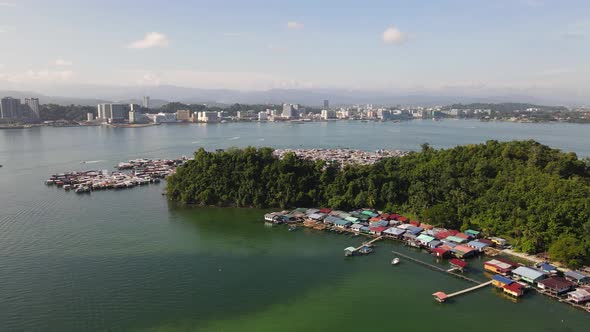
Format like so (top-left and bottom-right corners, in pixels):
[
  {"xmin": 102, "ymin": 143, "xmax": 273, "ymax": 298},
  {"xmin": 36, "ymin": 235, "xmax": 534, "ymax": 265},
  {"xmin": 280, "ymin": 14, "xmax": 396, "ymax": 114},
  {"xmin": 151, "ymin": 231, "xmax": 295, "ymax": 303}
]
[
  {"xmin": 445, "ymin": 235, "xmax": 467, "ymax": 243},
  {"xmin": 565, "ymin": 270, "xmax": 590, "ymax": 281},
  {"xmin": 485, "ymin": 259, "xmax": 514, "ymax": 270},
  {"xmin": 453, "ymin": 244, "xmax": 475, "ymax": 254},
  {"xmin": 467, "ymin": 240, "xmax": 489, "ymax": 249},
  {"xmin": 539, "ymin": 277, "xmax": 574, "ymax": 289},
  {"xmin": 383, "ymin": 227, "xmax": 405, "ymax": 235},
  {"xmin": 513, "ymin": 266, "xmax": 545, "ymax": 280},
  {"xmin": 334, "ymin": 219, "xmax": 352, "ymax": 226},
  {"xmin": 492, "ymin": 275, "xmax": 513, "ymax": 285},
  {"xmin": 416, "ymin": 234, "xmax": 435, "ymax": 243}
]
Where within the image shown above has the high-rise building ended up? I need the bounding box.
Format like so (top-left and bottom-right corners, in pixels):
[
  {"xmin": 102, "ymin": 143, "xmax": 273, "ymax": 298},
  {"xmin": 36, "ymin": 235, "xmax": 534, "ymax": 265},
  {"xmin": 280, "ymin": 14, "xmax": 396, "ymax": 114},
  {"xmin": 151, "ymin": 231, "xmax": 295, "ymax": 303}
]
[
  {"xmin": 129, "ymin": 110, "xmax": 149, "ymax": 124},
  {"xmin": 323, "ymin": 99, "xmax": 329, "ymax": 109},
  {"xmin": 258, "ymin": 111, "xmax": 268, "ymax": 121},
  {"xmin": 24, "ymin": 98, "xmax": 40, "ymax": 120},
  {"xmin": 1, "ymin": 97, "xmax": 21, "ymax": 119},
  {"xmin": 110, "ymin": 104, "xmax": 126, "ymax": 122},
  {"xmin": 97, "ymin": 103, "xmax": 126, "ymax": 123},
  {"xmin": 197, "ymin": 111, "xmax": 219, "ymax": 122},
  {"xmin": 97, "ymin": 103, "xmax": 111, "ymax": 120},
  {"xmin": 321, "ymin": 109, "xmax": 337, "ymax": 120},
  {"xmin": 176, "ymin": 109, "xmax": 194, "ymax": 122},
  {"xmin": 142, "ymin": 96, "xmax": 150, "ymax": 109},
  {"xmin": 282, "ymin": 103, "xmax": 299, "ymax": 119},
  {"xmin": 87, "ymin": 112, "xmax": 94, "ymax": 121}
]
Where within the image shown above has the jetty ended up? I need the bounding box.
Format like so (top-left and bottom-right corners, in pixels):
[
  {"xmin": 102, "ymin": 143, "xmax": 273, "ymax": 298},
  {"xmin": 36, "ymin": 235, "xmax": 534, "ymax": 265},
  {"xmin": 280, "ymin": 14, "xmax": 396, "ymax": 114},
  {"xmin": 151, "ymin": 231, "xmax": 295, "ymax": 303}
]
[
  {"xmin": 433, "ymin": 281, "xmax": 493, "ymax": 303},
  {"xmin": 391, "ymin": 250, "xmax": 481, "ymax": 284},
  {"xmin": 345, "ymin": 236, "xmax": 383, "ymax": 256}
]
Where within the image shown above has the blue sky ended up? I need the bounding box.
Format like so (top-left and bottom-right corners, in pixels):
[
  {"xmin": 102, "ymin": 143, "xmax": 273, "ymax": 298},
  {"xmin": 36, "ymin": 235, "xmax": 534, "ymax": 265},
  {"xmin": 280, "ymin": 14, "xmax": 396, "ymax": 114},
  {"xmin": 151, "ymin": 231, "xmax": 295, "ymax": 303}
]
[{"xmin": 1, "ymin": 0, "xmax": 589, "ymax": 95}]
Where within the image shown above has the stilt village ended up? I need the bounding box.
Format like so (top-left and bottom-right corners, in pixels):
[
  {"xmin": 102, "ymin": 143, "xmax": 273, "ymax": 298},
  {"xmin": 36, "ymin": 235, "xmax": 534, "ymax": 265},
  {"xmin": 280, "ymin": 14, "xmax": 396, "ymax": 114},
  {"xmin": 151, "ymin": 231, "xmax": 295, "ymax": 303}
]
[{"xmin": 265, "ymin": 207, "xmax": 590, "ymax": 313}]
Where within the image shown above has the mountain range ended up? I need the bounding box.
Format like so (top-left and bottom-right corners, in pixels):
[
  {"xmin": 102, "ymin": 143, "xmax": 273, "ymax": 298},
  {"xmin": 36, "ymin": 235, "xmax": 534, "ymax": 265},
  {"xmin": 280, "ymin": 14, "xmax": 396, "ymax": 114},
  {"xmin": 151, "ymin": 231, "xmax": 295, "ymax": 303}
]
[{"xmin": 0, "ymin": 84, "xmax": 587, "ymax": 107}]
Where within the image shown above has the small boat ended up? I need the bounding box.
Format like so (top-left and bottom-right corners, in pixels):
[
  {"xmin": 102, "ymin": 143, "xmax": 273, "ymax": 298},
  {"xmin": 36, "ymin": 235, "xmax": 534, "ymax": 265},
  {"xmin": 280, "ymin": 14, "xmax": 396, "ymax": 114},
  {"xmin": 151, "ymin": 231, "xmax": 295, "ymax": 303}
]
[
  {"xmin": 288, "ymin": 225, "xmax": 297, "ymax": 232},
  {"xmin": 359, "ymin": 245, "xmax": 374, "ymax": 255},
  {"xmin": 75, "ymin": 186, "xmax": 91, "ymax": 194},
  {"xmin": 63, "ymin": 184, "xmax": 72, "ymax": 191},
  {"xmin": 391, "ymin": 257, "xmax": 400, "ymax": 265}
]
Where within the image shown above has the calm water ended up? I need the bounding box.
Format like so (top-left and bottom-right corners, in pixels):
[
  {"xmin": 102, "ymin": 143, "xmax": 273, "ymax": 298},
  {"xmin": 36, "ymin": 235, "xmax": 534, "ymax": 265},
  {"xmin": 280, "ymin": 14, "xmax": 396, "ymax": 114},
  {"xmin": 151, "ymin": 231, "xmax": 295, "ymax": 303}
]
[{"xmin": 1, "ymin": 120, "xmax": 589, "ymax": 331}]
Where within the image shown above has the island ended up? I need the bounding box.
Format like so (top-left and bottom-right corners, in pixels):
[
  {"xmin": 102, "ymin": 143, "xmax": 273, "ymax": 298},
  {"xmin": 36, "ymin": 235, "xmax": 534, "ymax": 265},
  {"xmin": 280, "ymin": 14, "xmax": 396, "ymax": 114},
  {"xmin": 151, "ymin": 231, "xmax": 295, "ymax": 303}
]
[{"xmin": 166, "ymin": 140, "xmax": 590, "ymax": 268}]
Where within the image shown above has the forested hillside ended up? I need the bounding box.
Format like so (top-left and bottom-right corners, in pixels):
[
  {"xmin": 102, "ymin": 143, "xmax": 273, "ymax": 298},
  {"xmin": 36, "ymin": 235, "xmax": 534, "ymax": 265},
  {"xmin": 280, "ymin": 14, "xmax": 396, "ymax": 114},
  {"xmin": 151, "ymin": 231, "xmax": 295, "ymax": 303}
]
[{"xmin": 166, "ymin": 141, "xmax": 590, "ymax": 265}]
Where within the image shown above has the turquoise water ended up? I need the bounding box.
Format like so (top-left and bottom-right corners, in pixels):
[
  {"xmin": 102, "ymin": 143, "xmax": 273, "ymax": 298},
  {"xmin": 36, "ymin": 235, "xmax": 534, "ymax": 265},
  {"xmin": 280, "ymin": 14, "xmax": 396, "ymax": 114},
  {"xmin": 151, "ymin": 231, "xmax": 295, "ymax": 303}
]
[{"xmin": 1, "ymin": 120, "xmax": 589, "ymax": 331}]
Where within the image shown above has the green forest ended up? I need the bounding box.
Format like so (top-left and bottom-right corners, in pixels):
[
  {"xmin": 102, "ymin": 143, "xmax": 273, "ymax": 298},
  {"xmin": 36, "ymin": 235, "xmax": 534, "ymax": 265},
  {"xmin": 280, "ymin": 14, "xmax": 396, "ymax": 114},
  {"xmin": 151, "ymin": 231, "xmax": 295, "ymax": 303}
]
[{"xmin": 166, "ymin": 141, "xmax": 590, "ymax": 266}]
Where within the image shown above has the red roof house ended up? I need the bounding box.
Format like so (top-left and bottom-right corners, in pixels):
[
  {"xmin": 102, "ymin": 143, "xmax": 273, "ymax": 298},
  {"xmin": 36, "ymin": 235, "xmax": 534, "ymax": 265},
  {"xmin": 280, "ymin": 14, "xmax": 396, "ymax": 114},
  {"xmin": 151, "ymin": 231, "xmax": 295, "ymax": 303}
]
[
  {"xmin": 450, "ymin": 258, "xmax": 468, "ymax": 269},
  {"xmin": 503, "ymin": 283, "xmax": 525, "ymax": 297},
  {"xmin": 369, "ymin": 226, "xmax": 389, "ymax": 235},
  {"xmin": 435, "ymin": 231, "xmax": 452, "ymax": 240},
  {"xmin": 432, "ymin": 247, "xmax": 450, "ymax": 258},
  {"xmin": 455, "ymin": 232, "xmax": 471, "ymax": 239},
  {"xmin": 538, "ymin": 277, "xmax": 576, "ymax": 295}
]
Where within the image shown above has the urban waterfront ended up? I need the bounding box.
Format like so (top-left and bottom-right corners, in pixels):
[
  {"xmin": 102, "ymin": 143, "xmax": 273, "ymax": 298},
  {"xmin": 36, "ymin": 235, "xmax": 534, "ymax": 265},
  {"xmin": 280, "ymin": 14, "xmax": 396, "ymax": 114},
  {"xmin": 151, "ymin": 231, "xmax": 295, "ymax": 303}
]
[{"xmin": 1, "ymin": 120, "xmax": 590, "ymax": 331}]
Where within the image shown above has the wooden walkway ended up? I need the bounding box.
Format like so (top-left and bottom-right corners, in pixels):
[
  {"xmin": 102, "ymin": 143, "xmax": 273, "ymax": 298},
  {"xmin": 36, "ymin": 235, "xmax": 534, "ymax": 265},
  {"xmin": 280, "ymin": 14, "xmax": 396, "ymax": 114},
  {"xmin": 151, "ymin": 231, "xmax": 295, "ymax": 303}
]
[
  {"xmin": 391, "ymin": 250, "xmax": 481, "ymax": 284},
  {"xmin": 355, "ymin": 236, "xmax": 383, "ymax": 251},
  {"xmin": 445, "ymin": 281, "xmax": 492, "ymax": 298}
]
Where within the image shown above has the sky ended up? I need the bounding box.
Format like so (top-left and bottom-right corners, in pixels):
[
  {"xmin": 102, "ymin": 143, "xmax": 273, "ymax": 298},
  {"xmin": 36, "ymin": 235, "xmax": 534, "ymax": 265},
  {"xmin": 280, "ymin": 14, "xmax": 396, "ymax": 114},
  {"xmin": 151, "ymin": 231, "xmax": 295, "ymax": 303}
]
[{"xmin": 1, "ymin": 0, "xmax": 590, "ymax": 97}]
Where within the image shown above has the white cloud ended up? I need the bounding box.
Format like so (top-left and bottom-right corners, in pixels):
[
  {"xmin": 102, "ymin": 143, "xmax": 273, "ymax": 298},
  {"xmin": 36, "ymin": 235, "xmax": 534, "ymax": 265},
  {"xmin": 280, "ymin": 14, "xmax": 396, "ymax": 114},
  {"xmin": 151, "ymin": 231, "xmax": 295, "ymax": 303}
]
[
  {"xmin": 286, "ymin": 21, "xmax": 304, "ymax": 30},
  {"xmin": 539, "ymin": 68, "xmax": 572, "ymax": 76},
  {"xmin": 54, "ymin": 59, "xmax": 73, "ymax": 66},
  {"xmin": 25, "ymin": 69, "xmax": 74, "ymax": 81},
  {"xmin": 127, "ymin": 32, "xmax": 169, "ymax": 49},
  {"xmin": 382, "ymin": 26, "xmax": 406, "ymax": 44},
  {"xmin": 121, "ymin": 69, "xmax": 311, "ymax": 91}
]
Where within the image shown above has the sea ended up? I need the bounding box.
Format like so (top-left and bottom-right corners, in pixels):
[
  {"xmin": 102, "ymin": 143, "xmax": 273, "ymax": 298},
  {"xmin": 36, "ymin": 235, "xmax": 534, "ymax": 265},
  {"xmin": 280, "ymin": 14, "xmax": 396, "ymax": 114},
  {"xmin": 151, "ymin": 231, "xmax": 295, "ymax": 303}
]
[{"xmin": 1, "ymin": 120, "xmax": 589, "ymax": 331}]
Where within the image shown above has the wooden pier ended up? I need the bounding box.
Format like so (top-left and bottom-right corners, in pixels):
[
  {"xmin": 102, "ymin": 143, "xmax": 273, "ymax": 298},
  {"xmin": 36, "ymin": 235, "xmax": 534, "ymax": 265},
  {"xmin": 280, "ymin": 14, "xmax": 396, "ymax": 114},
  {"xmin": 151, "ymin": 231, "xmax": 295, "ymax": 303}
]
[
  {"xmin": 345, "ymin": 236, "xmax": 384, "ymax": 256},
  {"xmin": 355, "ymin": 236, "xmax": 383, "ymax": 251},
  {"xmin": 391, "ymin": 250, "xmax": 481, "ymax": 284}
]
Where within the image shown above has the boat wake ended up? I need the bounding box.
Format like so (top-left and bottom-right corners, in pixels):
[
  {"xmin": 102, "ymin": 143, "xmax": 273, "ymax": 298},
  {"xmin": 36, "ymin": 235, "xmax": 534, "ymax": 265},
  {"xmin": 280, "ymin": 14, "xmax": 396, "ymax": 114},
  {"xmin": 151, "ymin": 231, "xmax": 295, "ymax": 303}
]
[
  {"xmin": 192, "ymin": 141, "xmax": 201, "ymax": 144},
  {"xmin": 229, "ymin": 136, "xmax": 240, "ymax": 140}
]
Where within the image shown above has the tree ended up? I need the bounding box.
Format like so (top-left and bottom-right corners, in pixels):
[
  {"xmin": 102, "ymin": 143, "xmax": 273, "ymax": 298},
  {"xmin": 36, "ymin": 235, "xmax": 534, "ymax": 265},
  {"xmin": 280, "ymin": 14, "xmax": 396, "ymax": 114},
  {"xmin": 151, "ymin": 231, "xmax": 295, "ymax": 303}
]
[{"xmin": 548, "ymin": 234, "xmax": 588, "ymax": 268}]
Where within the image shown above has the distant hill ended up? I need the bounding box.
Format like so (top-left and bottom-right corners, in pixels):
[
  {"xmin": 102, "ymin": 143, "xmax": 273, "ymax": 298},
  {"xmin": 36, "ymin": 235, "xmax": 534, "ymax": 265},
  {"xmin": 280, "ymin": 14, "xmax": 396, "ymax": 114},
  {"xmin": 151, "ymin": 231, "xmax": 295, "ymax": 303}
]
[
  {"xmin": 1, "ymin": 84, "xmax": 585, "ymax": 107},
  {"xmin": 0, "ymin": 90, "xmax": 111, "ymax": 106},
  {"xmin": 444, "ymin": 103, "xmax": 569, "ymax": 112}
]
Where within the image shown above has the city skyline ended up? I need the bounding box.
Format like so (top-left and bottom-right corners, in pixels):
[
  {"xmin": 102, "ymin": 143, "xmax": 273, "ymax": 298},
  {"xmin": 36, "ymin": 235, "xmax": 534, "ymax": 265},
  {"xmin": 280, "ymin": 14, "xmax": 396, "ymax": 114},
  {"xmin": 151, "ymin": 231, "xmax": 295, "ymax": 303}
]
[{"xmin": 0, "ymin": 0, "xmax": 590, "ymax": 102}]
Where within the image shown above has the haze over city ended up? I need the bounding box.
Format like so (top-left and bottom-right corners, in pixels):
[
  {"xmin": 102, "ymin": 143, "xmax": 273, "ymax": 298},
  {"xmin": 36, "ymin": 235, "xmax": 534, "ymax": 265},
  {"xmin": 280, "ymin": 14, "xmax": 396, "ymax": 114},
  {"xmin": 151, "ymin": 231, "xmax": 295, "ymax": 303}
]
[{"xmin": 1, "ymin": 0, "xmax": 590, "ymax": 105}]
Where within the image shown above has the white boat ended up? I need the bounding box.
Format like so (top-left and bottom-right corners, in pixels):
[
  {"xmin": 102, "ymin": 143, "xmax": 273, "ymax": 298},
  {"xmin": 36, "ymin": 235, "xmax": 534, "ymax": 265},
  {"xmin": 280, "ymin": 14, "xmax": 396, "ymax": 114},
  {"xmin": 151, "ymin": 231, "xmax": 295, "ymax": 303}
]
[{"xmin": 391, "ymin": 257, "xmax": 400, "ymax": 265}]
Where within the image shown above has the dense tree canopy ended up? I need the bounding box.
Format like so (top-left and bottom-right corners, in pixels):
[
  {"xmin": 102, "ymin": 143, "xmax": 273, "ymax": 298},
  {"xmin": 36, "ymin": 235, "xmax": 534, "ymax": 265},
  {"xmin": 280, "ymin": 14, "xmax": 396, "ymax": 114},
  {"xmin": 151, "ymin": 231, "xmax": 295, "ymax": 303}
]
[
  {"xmin": 39, "ymin": 104, "xmax": 96, "ymax": 121},
  {"xmin": 166, "ymin": 141, "xmax": 590, "ymax": 265}
]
